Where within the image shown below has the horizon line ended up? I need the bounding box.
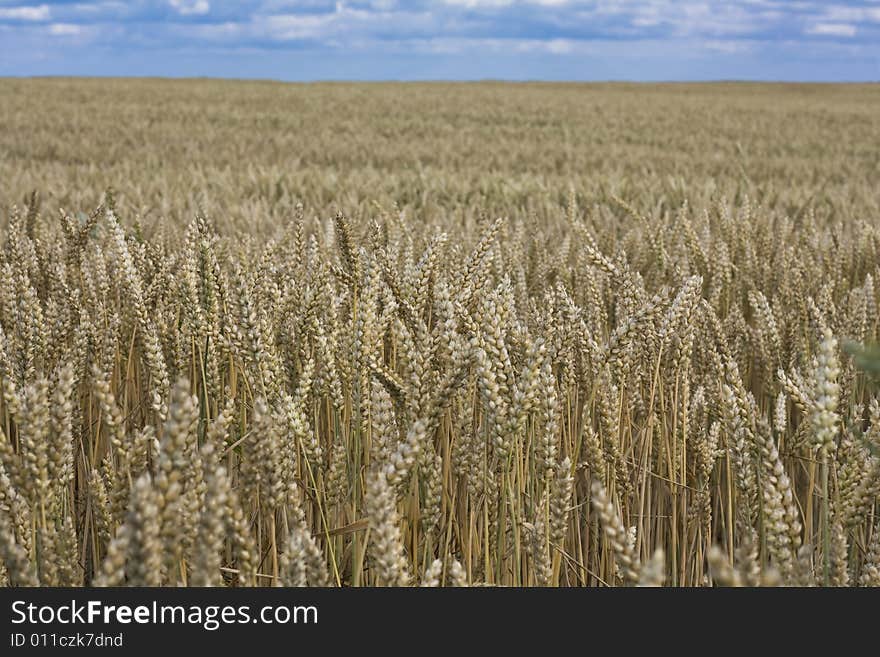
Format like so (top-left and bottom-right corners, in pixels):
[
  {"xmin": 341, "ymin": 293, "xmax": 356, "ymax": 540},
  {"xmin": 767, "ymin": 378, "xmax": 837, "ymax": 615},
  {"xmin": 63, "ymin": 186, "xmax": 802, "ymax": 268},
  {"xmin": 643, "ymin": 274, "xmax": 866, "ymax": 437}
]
[{"xmin": 3, "ymin": 74, "xmax": 878, "ymax": 85}]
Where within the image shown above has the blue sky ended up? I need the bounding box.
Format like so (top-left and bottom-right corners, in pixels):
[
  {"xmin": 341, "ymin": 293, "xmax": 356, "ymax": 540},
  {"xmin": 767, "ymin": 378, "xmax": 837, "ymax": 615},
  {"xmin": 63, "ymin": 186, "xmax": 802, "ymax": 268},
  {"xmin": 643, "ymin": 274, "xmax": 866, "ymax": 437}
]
[{"xmin": 1, "ymin": 1, "xmax": 879, "ymax": 80}]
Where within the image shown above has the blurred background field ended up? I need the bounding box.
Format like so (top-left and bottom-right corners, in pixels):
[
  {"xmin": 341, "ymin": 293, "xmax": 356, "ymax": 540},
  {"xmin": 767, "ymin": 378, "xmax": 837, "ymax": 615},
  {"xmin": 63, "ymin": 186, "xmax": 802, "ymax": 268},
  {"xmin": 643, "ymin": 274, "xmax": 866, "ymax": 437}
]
[{"xmin": 3, "ymin": 79, "xmax": 878, "ymax": 231}]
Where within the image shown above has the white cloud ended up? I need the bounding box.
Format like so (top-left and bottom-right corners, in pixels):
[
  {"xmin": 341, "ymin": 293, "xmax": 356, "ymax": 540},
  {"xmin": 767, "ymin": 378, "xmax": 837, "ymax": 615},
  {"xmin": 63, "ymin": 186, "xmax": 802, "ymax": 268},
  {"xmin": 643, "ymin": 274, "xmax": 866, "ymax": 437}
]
[
  {"xmin": 369, "ymin": 36, "xmax": 598, "ymax": 56},
  {"xmin": 169, "ymin": 0, "xmax": 210, "ymax": 16},
  {"xmin": 822, "ymin": 6, "xmax": 880, "ymax": 23},
  {"xmin": 261, "ymin": 3, "xmax": 411, "ymax": 41},
  {"xmin": 807, "ymin": 22, "xmax": 857, "ymax": 37},
  {"xmin": 264, "ymin": 13, "xmax": 336, "ymax": 40},
  {"xmin": 0, "ymin": 5, "xmax": 50, "ymax": 21},
  {"xmin": 443, "ymin": 0, "xmax": 515, "ymax": 8},
  {"xmin": 443, "ymin": 0, "xmax": 569, "ymax": 5},
  {"xmin": 545, "ymin": 38, "xmax": 574, "ymax": 53},
  {"xmin": 185, "ymin": 21, "xmax": 242, "ymax": 40},
  {"xmin": 49, "ymin": 23, "xmax": 83, "ymax": 36},
  {"xmin": 71, "ymin": 2, "xmax": 127, "ymax": 13}
]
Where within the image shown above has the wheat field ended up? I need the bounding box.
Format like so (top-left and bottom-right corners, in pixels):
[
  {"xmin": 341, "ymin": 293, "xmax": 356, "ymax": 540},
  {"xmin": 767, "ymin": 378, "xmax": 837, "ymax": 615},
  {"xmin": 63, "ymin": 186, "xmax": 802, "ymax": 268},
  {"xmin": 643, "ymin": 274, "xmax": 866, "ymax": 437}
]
[{"xmin": 1, "ymin": 79, "xmax": 879, "ymax": 587}]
